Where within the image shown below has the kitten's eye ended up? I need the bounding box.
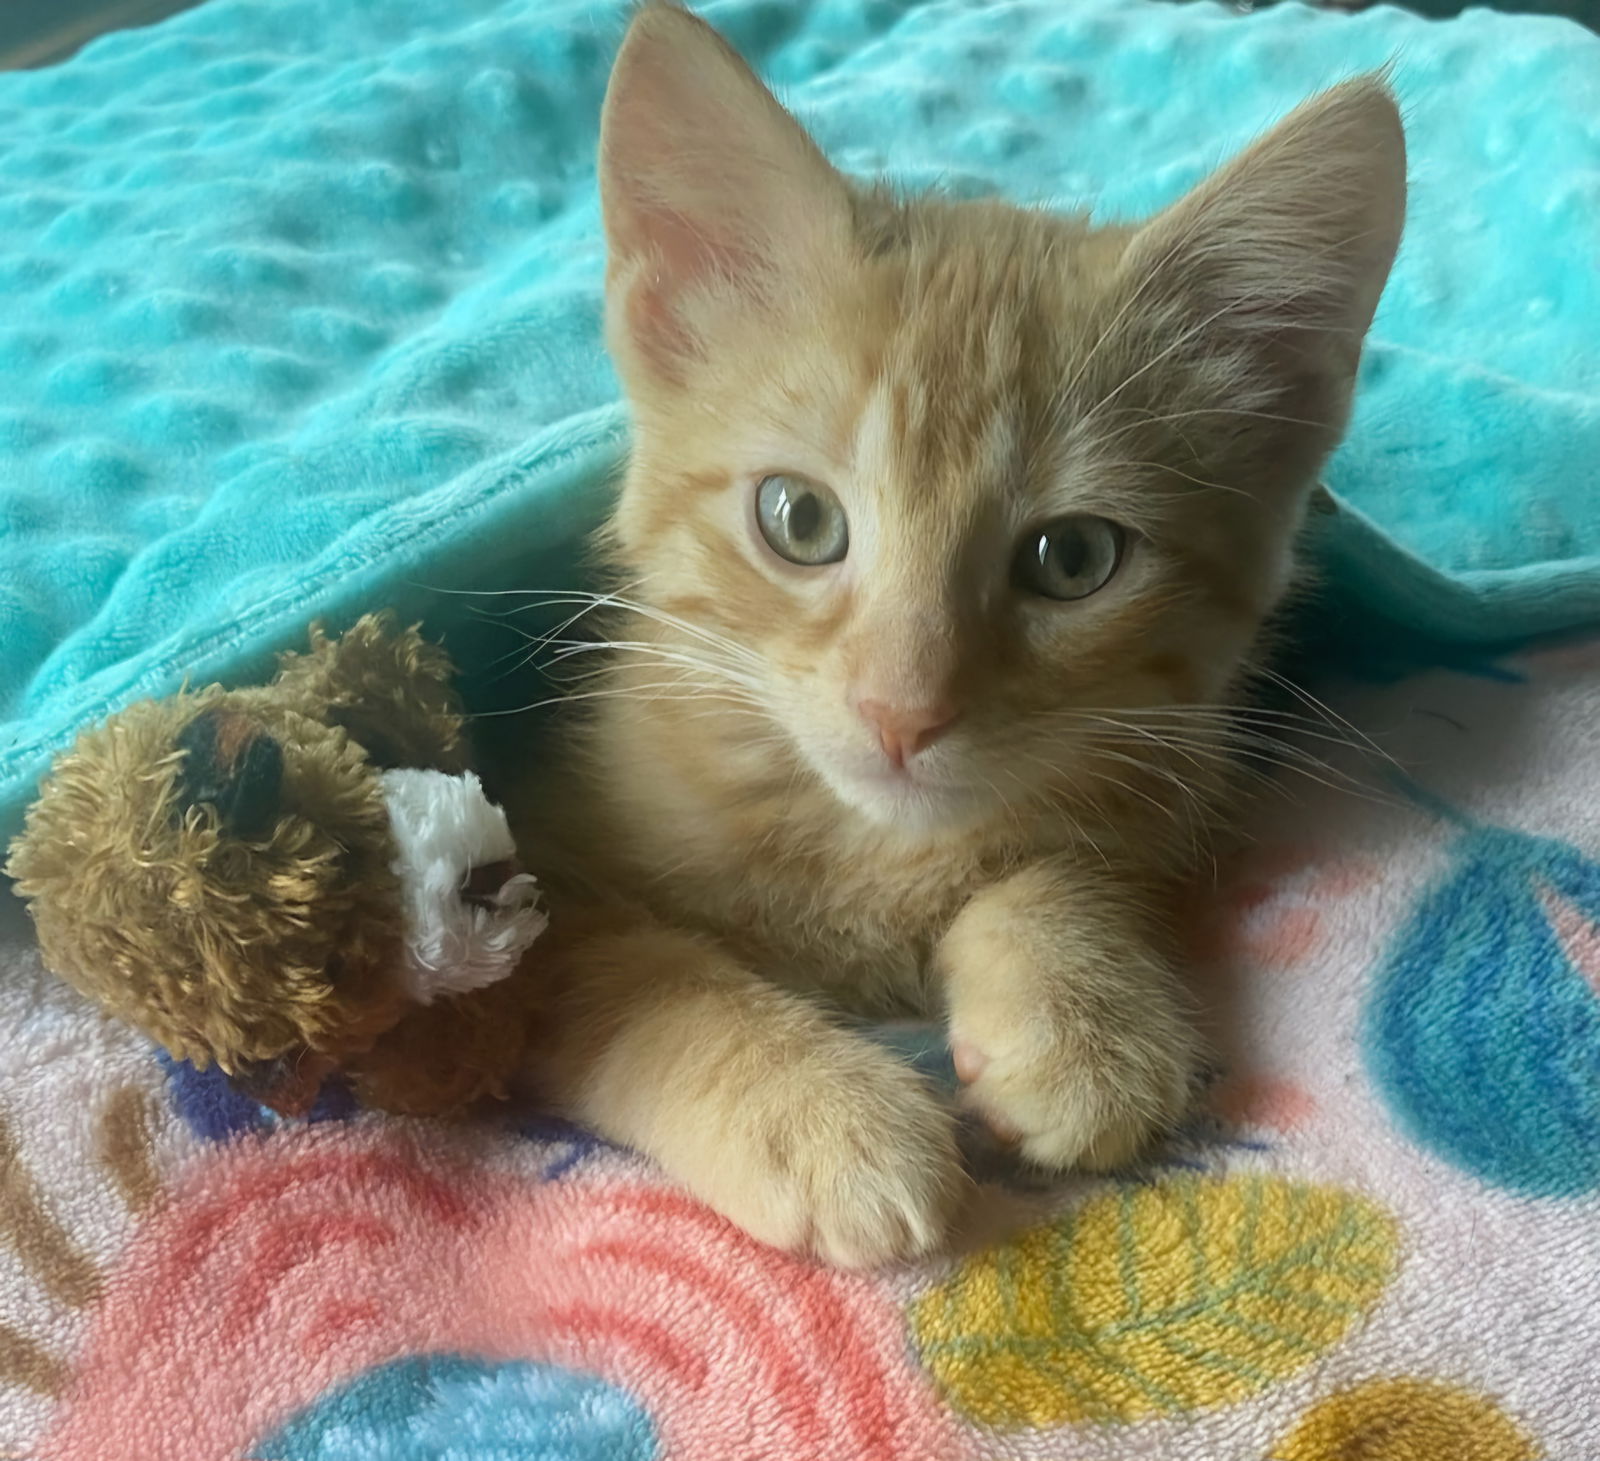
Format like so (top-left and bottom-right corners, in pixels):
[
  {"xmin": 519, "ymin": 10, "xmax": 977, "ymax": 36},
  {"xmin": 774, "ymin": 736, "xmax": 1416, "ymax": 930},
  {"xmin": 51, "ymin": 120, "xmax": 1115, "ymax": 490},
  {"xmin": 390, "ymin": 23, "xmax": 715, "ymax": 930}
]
[
  {"xmin": 1013, "ymin": 515, "xmax": 1125, "ymax": 601},
  {"xmin": 755, "ymin": 474, "xmax": 849, "ymax": 566}
]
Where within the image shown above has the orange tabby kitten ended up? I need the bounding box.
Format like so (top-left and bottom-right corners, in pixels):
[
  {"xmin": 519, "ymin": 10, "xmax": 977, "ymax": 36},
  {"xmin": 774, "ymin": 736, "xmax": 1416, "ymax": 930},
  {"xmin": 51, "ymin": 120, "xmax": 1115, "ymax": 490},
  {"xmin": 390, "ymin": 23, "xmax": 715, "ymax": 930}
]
[{"xmin": 513, "ymin": 3, "xmax": 1404, "ymax": 1267}]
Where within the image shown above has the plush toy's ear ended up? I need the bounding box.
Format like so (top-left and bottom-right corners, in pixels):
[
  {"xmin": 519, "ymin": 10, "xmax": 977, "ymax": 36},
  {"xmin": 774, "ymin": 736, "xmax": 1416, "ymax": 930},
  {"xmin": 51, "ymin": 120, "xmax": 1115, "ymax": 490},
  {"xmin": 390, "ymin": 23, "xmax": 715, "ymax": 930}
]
[
  {"xmin": 350, "ymin": 972, "xmax": 537, "ymax": 1115},
  {"xmin": 273, "ymin": 614, "xmax": 467, "ymax": 773},
  {"xmin": 174, "ymin": 707, "xmax": 283, "ymax": 841},
  {"xmin": 232, "ymin": 1046, "xmax": 339, "ymax": 1119}
]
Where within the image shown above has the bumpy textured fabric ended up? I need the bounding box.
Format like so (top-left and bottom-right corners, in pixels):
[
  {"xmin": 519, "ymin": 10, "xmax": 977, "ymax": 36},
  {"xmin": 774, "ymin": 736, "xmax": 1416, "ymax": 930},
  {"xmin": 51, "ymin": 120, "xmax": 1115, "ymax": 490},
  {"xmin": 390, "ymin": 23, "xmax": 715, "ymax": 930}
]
[
  {"xmin": 3, "ymin": 0, "xmax": 1600, "ymax": 844},
  {"xmin": 3, "ymin": 639, "xmax": 1598, "ymax": 1457}
]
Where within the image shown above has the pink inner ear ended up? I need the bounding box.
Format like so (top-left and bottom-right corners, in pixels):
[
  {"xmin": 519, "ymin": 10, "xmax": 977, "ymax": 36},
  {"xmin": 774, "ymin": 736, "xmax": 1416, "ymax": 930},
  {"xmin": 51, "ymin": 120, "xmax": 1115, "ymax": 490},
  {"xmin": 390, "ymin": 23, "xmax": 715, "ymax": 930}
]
[
  {"xmin": 603, "ymin": 47, "xmax": 777, "ymax": 374},
  {"xmin": 612, "ymin": 177, "xmax": 757, "ymax": 281},
  {"xmin": 611, "ymin": 188, "xmax": 761, "ymax": 373},
  {"xmin": 622, "ymin": 282, "xmax": 694, "ymax": 378}
]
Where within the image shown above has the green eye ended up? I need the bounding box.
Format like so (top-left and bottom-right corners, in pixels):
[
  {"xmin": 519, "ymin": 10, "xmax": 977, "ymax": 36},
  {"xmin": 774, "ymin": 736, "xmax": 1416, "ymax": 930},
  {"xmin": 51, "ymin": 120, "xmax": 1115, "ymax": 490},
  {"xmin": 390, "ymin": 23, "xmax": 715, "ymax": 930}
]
[
  {"xmin": 1014, "ymin": 515, "xmax": 1125, "ymax": 601},
  {"xmin": 756, "ymin": 474, "xmax": 849, "ymax": 566}
]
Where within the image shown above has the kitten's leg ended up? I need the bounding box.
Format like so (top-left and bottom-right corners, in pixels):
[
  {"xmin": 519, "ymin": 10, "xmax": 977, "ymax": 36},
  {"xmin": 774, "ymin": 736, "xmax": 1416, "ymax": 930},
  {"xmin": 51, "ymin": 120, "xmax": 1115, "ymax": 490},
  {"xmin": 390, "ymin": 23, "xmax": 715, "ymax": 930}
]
[
  {"xmin": 937, "ymin": 862, "xmax": 1202, "ymax": 1171},
  {"xmin": 533, "ymin": 924, "xmax": 967, "ymax": 1267}
]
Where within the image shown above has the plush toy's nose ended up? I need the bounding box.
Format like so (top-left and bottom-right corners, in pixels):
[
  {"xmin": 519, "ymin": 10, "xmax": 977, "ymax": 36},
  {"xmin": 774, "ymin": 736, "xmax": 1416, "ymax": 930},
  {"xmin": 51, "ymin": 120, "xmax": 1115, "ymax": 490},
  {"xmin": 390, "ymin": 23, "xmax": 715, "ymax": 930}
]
[
  {"xmin": 462, "ymin": 857, "xmax": 520, "ymax": 906},
  {"xmin": 174, "ymin": 707, "xmax": 284, "ymax": 840}
]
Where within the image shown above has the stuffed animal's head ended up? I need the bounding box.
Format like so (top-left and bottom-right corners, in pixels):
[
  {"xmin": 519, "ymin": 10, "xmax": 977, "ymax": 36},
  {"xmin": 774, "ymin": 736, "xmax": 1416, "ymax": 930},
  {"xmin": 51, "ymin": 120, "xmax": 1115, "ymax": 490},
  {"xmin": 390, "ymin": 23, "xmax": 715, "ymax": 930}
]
[{"xmin": 7, "ymin": 617, "xmax": 545, "ymax": 1116}]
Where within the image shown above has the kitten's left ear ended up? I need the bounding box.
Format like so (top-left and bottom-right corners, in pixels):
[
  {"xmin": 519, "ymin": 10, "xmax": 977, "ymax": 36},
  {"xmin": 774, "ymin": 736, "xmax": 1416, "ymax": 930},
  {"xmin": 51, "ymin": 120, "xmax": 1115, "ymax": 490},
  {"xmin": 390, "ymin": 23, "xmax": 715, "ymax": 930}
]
[
  {"xmin": 1123, "ymin": 75, "xmax": 1406, "ymax": 414},
  {"xmin": 599, "ymin": 3, "xmax": 855, "ymax": 382}
]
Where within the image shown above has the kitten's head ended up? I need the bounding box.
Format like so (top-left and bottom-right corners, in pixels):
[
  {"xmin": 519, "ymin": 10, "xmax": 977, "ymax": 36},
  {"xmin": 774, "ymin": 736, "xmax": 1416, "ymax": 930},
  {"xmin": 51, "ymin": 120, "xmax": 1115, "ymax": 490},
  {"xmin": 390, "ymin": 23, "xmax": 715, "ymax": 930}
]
[{"xmin": 597, "ymin": 4, "xmax": 1404, "ymax": 836}]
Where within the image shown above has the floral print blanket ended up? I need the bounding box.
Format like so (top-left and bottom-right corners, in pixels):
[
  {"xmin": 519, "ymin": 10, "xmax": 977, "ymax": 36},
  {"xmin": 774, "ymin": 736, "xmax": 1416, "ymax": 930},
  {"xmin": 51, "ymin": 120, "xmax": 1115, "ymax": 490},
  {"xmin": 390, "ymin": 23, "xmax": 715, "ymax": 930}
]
[{"xmin": 3, "ymin": 640, "xmax": 1598, "ymax": 1460}]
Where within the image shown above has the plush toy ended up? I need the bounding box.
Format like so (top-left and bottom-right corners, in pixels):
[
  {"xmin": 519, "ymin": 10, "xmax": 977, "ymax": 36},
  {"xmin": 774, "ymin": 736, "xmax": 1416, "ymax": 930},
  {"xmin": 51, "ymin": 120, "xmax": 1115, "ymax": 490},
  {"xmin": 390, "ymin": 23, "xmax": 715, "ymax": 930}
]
[{"xmin": 5, "ymin": 613, "xmax": 547, "ymax": 1118}]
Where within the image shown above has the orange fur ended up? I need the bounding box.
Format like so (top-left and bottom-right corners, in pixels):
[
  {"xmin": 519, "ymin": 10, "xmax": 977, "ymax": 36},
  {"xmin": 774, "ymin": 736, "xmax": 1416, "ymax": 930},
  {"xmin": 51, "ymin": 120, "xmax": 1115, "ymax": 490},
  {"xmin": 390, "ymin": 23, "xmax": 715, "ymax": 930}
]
[{"xmin": 509, "ymin": 3, "xmax": 1405, "ymax": 1267}]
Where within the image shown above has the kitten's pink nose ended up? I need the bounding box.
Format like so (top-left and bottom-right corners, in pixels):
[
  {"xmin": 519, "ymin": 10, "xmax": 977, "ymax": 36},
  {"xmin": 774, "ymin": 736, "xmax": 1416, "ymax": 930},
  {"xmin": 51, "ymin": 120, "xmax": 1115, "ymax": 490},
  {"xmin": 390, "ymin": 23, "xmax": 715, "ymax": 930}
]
[{"xmin": 857, "ymin": 699, "xmax": 958, "ymax": 768}]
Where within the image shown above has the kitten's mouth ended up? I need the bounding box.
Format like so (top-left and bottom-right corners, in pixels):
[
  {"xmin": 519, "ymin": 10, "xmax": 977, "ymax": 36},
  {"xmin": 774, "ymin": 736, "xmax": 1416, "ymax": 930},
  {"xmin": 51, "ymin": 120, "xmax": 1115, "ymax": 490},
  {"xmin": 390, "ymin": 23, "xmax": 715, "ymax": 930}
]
[
  {"xmin": 824, "ymin": 752, "xmax": 991, "ymax": 832},
  {"xmin": 850, "ymin": 751, "xmax": 941, "ymax": 796},
  {"xmin": 861, "ymin": 759, "xmax": 922, "ymax": 788}
]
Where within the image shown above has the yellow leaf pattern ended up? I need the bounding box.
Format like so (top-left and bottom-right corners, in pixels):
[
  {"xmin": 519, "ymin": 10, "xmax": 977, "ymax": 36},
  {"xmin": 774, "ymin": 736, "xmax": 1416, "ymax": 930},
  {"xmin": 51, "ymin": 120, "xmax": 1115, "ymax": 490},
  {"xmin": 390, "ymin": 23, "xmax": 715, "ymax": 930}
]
[
  {"xmin": 1274, "ymin": 1377, "xmax": 1542, "ymax": 1461},
  {"xmin": 910, "ymin": 1175, "xmax": 1398, "ymax": 1430}
]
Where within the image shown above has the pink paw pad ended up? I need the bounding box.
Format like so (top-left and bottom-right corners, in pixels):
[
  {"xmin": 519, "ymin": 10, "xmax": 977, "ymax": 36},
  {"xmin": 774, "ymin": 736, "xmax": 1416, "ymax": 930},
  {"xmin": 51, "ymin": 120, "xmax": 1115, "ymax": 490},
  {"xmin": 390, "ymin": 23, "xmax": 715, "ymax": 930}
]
[
  {"xmin": 951, "ymin": 1039, "xmax": 987, "ymax": 1085},
  {"xmin": 951, "ymin": 1040, "xmax": 1023, "ymax": 1145}
]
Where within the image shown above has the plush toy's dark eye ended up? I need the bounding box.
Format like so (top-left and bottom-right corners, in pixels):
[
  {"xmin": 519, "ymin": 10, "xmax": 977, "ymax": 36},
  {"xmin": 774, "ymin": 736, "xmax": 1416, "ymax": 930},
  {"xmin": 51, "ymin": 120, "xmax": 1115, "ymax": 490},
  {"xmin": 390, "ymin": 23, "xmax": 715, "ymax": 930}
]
[
  {"xmin": 174, "ymin": 707, "xmax": 284, "ymax": 840},
  {"xmin": 1012, "ymin": 515, "xmax": 1126, "ymax": 601},
  {"xmin": 755, "ymin": 474, "xmax": 849, "ymax": 566}
]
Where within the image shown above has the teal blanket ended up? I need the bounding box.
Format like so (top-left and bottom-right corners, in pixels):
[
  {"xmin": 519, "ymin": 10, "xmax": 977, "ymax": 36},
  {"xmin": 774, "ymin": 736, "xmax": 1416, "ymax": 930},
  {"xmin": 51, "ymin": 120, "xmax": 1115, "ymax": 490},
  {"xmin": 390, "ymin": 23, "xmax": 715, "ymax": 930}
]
[{"xmin": 3, "ymin": 0, "xmax": 1599, "ymax": 840}]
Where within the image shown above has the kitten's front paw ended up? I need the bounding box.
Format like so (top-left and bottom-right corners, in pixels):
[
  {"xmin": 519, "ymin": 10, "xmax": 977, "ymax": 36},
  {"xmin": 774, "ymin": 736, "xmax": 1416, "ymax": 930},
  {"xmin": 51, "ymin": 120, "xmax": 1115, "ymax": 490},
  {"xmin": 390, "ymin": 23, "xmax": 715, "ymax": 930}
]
[
  {"xmin": 943, "ymin": 908, "xmax": 1203, "ymax": 1174},
  {"xmin": 953, "ymin": 1009, "xmax": 1199, "ymax": 1172},
  {"xmin": 704, "ymin": 1049, "xmax": 966, "ymax": 1269},
  {"xmin": 940, "ymin": 865, "xmax": 1203, "ymax": 1173}
]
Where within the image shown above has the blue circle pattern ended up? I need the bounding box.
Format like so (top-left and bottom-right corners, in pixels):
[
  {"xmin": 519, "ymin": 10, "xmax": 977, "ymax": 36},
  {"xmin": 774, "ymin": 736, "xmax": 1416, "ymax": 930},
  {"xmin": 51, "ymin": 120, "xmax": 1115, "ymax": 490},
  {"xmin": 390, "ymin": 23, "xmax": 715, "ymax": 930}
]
[
  {"xmin": 249, "ymin": 1353, "xmax": 658, "ymax": 1461},
  {"xmin": 1364, "ymin": 823, "xmax": 1600, "ymax": 1197}
]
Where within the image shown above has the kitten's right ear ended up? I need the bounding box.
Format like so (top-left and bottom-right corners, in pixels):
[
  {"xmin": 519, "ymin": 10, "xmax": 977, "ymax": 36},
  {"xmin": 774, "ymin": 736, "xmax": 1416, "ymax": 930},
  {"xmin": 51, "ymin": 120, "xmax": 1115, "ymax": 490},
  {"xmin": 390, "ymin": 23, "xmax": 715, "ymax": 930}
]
[{"xmin": 599, "ymin": 3, "xmax": 854, "ymax": 382}]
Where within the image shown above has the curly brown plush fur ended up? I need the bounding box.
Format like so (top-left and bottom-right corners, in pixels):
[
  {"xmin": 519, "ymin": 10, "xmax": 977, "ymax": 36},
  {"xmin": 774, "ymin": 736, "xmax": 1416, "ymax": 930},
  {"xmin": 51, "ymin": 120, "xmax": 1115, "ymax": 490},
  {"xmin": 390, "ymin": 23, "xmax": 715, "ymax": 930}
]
[{"xmin": 5, "ymin": 614, "xmax": 539, "ymax": 1118}]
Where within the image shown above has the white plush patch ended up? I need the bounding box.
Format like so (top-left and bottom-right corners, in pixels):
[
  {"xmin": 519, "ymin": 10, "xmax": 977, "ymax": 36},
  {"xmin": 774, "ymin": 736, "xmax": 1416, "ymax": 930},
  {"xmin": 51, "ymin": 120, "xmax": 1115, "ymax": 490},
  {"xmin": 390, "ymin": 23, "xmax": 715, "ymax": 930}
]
[{"xmin": 378, "ymin": 768, "xmax": 547, "ymax": 1004}]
